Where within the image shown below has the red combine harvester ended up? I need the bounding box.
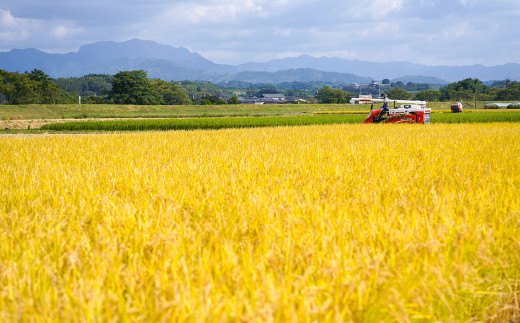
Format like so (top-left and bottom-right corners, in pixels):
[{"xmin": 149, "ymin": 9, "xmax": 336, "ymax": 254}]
[
  {"xmin": 351, "ymin": 95, "xmax": 431, "ymax": 124},
  {"xmin": 450, "ymin": 102, "xmax": 463, "ymax": 113}
]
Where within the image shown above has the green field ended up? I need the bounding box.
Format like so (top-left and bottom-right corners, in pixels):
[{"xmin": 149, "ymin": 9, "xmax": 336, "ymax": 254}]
[
  {"xmin": 40, "ymin": 115, "xmax": 366, "ymax": 131},
  {"xmin": 0, "ymin": 102, "xmax": 464, "ymax": 120},
  {"xmin": 2, "ymin": 102, "xmax": 520, "ymax": 134},
  {"xmin": 433, "ymin": 111, "xmax": 520, "ymax": 123},
  {"xmin": 38, "ymin": 111, "xmax": 520, "ymax": 132}
]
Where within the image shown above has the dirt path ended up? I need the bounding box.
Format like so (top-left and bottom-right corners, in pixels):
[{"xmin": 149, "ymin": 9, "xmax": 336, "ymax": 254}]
[
  {"xmin": 1, "ymin": 119, "xmax": 70, "ymax": 130},
  {"xmin": 0, "ymin": 118, "xmax": 172, "ymax": 138}
]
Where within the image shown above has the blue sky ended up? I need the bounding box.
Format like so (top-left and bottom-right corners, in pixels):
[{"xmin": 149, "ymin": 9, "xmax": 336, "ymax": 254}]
[{"xmin": 1, "ymin": 0, "xmax": 519, "ymax": 66}]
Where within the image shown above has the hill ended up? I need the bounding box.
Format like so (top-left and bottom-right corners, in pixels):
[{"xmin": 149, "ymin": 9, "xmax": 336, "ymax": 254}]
[{"xmin": 1, "ymin": 39, "xmax": 519, "ymax": 83}]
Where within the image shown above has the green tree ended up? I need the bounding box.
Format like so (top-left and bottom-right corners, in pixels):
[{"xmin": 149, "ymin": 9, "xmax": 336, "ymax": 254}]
[
  {"xmin": 0, "ymin": 70, "xmax": 39, "ymax": 104},
  {"xmin": 26, "ymin": 69, "xmax": 70, "ymax": 104},
  {"xmin": 386, "ymin": 87, "xmax": 411, "ymax": 100},
  {"xmin": 108, "ymin": 70, "xmax": 162, "ymax": 105},
  {"xmin": 53, "ymin": 74, "xmax": 113, "ymax": 97},
  {"xmin": 200, "ymin": 95, "xmax": 221, "ymax": 104},
  {"xmin": 316, "ymin": 86, "xmax": 350, "ymax": 103},
  {"xmin": 415, "ymin": 90, "xmax": 442, "ymax": 102},
  {"xmin": 448, "ymin": 89, "xmax": 474, "ymax": 101},
  {"xmin": 0, "ymin": 69, "xmax": 74, "ymax": 104},
  {"xmin": 495, "ymin": 81, "xmax": 520, "ymax": 101},
  {"xmin": 151, "ymin": 79, "xmax": 191, "ymax": 105},
  {"xmin": 392, "ymin": 81, "xmax": 405, "ymax": 89},
  {"xmin": 439, "ymin": 78, "xmax": 491, "ymax": 101},
  {"xmin": 227, "ymin": 96, "xmax": 241, "ymax": 104}
]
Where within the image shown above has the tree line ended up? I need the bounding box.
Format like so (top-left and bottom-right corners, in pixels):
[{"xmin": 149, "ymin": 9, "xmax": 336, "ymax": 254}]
[
  {"xmin": 0, "ymin": 69, "xmax": 234, "ymax": 105},
  {"xmin": 0, "ymin": 69, "xmax": 78, "ymax": 104},
  {"xmin": 1, "ymin": 69, "xmax": 518, "ymax": 105},
  {"xmin": 379, "ymin": 78, "xmax": 520, "ymax": 102}
]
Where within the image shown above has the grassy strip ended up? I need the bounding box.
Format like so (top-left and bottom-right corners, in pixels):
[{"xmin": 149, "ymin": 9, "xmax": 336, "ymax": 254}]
[
  {"xmin": 40, "ymin": 115, "xmax": 367, "ymax": 131},
  {"xmin": 1, "ymin": 102, "xmax": 489, "ymax": 120},
  {"xmin": 313, "ymin": 111, "xmax": 369, "ymax": 115},
  {"xmin": 38, "ymin": 111, "xmax": 520, "ymax": 132},
  {"xmin": 315, "ymin": 109, "xmax": 520, "ymax": 115},
  {"xmin": 433, "ymin": 111, "xmax": 520, "ymax": 123}
]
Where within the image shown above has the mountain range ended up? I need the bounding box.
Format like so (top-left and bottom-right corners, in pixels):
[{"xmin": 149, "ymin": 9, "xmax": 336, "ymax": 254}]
[{"xmin": 1, "ymin": 39, "xmax": 519, "ymax": 84}]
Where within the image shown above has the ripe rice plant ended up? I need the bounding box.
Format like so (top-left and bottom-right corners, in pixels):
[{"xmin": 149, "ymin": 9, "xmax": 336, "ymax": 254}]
[{"xmin": 1, "ymin": 123, "xmax": 519, "ymax": 321}]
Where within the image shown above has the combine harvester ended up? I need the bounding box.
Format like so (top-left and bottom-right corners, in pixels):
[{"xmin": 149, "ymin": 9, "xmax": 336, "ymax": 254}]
[
  {"xmin": 450, "ymin": 102, "xmax": 464, "ymax": 113},
  {"xmin": 350, "ymin": 95, "xmax": 431, "ymax": 124}
]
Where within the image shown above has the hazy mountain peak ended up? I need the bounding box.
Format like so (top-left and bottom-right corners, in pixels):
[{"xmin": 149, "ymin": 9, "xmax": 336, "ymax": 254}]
[
  {"xmin": 0, "ymin": 39, "xmax": 519, "ymax": 82},
  {"xmin": 77, "ymin": 38, "xmax": 199, "ymax": 61}
]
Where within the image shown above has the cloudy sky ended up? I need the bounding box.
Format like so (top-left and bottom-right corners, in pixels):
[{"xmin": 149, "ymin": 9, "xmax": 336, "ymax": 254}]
[{"xmin": 1, "ymin": 0, "xmax": 519, "ymax": 66}]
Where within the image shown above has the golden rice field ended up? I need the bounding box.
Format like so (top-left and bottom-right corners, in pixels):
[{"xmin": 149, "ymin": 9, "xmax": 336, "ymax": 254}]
[{"xmin": 1, "ymin": 123, "xmax": 520, "ymax": 322}]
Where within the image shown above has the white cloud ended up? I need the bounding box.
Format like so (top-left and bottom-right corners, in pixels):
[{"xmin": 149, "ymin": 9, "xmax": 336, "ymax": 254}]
[
  {"xmin": 1, "ymin": 0, "xmax": 520, "ymax": 65},
  {"xmin": 158, "ymin": 0, "xmax": 265, "ymax": 25},
  {"xmin": 369, "ymin": 0, "xmax": 404, "ymax": 11},
  {"xmin": 273, "ymin": 28, "xmax": 293, "ymax": 37},
  {"xmin": 343, "ymin": 0, "xmax": 404, "ymax": 20},
  {"xmin": 0, "ymin": 9, "xmax": 16, "ymax": 26},
  {"xmin": 0, "ymin": 9, "xmax": 83, "ymax": 52},
  {"xmin": 52, "ymin": 25, "xmax": 81, "ymax": 39},
  {"xmin": 0, "ymin": 9, "xmax": 40, "ymax": 41},
  {"xmin": 53, "ymin": 26, "xmax": 68, "ymax": 38}
]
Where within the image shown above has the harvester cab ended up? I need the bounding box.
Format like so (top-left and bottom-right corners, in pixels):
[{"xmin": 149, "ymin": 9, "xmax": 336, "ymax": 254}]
[{"xmin": 350, "ymin": 95, "xmax": 431, "ymax": 124}]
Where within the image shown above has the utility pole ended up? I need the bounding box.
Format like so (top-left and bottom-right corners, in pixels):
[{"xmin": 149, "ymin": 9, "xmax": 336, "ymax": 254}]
[{"xmin": 474, "ymin": 80, "xmax": 478, "ymax": 110}]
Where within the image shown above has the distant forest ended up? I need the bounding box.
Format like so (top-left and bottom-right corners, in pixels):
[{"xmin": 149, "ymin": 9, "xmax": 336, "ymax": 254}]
[{"xmin": 1, "ymin": 69, "xmax": 519, "ymax": 105}]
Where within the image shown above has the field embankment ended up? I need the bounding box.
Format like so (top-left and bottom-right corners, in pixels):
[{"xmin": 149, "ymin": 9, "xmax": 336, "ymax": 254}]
[
  {"xmin": 0, "ymin": 102, "xmax": 467, "ymax": 121},
  {"xmin": 0, "ymin": 103, "xmax": 361, "ymax": 120},
  {"xmin": 1, "ymin": 124, "xmax": 519, "ymax": 321}
]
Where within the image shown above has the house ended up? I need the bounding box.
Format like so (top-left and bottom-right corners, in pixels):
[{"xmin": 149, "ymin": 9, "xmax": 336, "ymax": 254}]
[
  {"xmin": 238, "ymin": 93, "xmax": 309, "ymax": 104},
  {"xmin": 239, "ymin": 97, "xmax": 265, "ymax": 104},
  {"xmin": 261, "ymin": 94, "xmax": 286, "ymax": 103},
  {"xmin": 239, "ymin": 93, "xmax": 287, "ymax": 104}
]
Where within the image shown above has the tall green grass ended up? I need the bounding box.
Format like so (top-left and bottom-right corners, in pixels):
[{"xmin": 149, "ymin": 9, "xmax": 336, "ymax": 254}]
[
  {"xmin": 40, "ymin": 115, "xmax": 366, "ymax": 131},
  {"xmin": 433, "ymin": 111, "xmax": 520, "ymax": 123},
  {"xmin": 39, "ymin": 111, "xmax": 520, "ymax": 132}
]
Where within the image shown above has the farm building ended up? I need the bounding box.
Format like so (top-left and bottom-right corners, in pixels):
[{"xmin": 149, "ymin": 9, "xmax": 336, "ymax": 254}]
[
  {"xmin": 239, "ymin": 98, "xmax": 265, "ymax": 104},
  {"xmin": 261, "ymin": 94, "xmax": 287, "ymax": 104},
  {"xmin": 239, "ymin": 94, "xmax": 288, "ymax": 104}
]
